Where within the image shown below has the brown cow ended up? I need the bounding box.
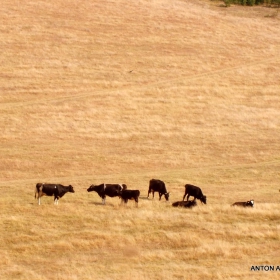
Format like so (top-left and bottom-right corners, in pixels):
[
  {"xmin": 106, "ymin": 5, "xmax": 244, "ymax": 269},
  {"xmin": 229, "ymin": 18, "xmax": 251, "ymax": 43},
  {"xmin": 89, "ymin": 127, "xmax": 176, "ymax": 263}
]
[
  {"xmin": 183, "ymin": 184, "xmax": 206, "ymax": 204},
  {"xmin": 172, "ymin": 200, "xmax": 197, "ymax": 208},
  {"xmin": 119, "ymin": 190, "xmax": 140, "ymax": 207},
  {"xmin": 147, "ymin": 179, "xmax": 169, "ymax": 201}
]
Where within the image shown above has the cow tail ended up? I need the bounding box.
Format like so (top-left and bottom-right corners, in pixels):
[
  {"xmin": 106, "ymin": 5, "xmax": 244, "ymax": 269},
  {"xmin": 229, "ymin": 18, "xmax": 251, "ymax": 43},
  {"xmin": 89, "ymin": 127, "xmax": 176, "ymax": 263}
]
[{"xmin": 35, "ymin": 183, "xmax": 41, "ymax": 199}]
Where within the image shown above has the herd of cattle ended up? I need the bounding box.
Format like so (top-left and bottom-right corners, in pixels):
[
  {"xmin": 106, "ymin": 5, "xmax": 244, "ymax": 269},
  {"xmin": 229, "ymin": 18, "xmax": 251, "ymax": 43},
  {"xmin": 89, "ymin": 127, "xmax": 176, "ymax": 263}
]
[{"xmin": 34, "ymin": 179, "xmax": 254, "ymax": 208}]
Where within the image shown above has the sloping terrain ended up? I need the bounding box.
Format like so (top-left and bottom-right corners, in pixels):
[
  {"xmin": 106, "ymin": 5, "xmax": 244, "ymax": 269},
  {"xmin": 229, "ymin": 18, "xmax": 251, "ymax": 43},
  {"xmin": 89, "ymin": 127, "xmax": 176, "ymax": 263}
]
[{"xmin": 0, "ymin": 0, "xmax": 279, "ymax": 279}]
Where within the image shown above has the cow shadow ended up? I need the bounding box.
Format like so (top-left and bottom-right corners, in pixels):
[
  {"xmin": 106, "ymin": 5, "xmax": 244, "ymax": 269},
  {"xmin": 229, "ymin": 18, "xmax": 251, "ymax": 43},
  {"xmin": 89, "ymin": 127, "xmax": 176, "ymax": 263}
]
[
  {"xmin": 140, "ymin": 196, "xmax": 170, "ymax": 202},
  {"xmin": 89, "ymin": 201, "xmax": 115, "ymax": 207},
  {"xmin": 139, "ymin": 196, "xmax": 149, "ymax": 200}
]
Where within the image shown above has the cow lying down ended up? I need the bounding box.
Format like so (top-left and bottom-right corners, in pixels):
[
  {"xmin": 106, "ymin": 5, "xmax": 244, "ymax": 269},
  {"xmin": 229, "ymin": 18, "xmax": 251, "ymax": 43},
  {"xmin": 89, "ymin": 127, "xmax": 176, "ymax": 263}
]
[
  {"xmin": 231, "ymin": 200, "xmax": 254, "ymax": 207},
  {"xmin": 172, "ymin": 200, "xmax": 197, "ymax": 208}
]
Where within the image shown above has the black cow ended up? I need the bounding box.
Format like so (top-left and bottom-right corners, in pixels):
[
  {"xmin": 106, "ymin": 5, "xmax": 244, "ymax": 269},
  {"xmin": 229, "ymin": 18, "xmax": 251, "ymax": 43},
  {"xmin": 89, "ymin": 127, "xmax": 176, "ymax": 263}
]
[
  {"xmin": 232, "ymin": 200, "xmax": 254, "ymax": 207},
  {"xmin": 119, "ymin": 190, "xmax": 140, "ymax": 207},
  {"xmin": 183, "ymin": 184, "xmax": 206, "ymax": 204},
  {"xmin": 35, "ymin": 183, "xmax": 75, "ymax": 205},
  {"xmin": 87, "ymin": 183, "xmax": 127, "ymax": 205},
  {"xmin": 147, "ymin": 179, "xmax": 169, "ymax": 201},
  {"xmin": 172, "ymin": 200, "xmax": 197, "ymax": 208}
]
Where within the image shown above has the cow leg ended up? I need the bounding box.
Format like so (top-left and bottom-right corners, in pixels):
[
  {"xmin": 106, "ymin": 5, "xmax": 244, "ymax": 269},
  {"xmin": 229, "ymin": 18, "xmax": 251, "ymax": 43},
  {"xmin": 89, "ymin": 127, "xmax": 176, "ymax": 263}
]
[
  {"xmin": 102, "ymin": 196, "xmax": 106, "ymax": 205},
  {"xmin": 148, "ymin": 189, "xmax": 154, "ymax": 199},
  {"xmin": 54, "ymin": 196, "xmax": 59, "ymax": 205},
  {"xmin": 183, "ymin": 192, "xmax": 187, "ymax": 201},
  {"xmin": 38, "ymin": 191, "xmax": 43, "ymax": 205},
  {"xmin": 186, "ymin": 194, "xmax": 190, "ymax": 201},
  {"xmin": 159, "ymin": 193, "xmax": 162, "ymax": 201},
  {"xmin": 37, "ymin": 190, "xmax": 43, "ymax": 205},
  {"xmin": 135, "ymin": 198, "xmax": 138, "ymax": 208}
]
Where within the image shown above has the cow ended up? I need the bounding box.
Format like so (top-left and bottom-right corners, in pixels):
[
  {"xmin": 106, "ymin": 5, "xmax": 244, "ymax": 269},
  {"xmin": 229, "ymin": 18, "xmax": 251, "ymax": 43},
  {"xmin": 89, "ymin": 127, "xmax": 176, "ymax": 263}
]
[
  {"xmin": 232, "ymin": 200, "xmax": 254, "ymax": 207},
  {"xmin": 87, "ymin": 183, "xmax": 127, "ymax": 205},
  {"xmin": 172, "ymin": 200, "xmax": 197, "ymax": 208},
  {"xmin": 35, "ymin": 183, "xmax": 75, "ymax": 205},
  {"xmin": 147, "ymin": 179, "xmax": 169, "ymax": 201},
  {"xmin": 183, "ymin": 184, "xmax": 206, "ymax": 204},
  {"xmin": 119, "ymin": 190, "xmax": 140, "ymax": 207}
]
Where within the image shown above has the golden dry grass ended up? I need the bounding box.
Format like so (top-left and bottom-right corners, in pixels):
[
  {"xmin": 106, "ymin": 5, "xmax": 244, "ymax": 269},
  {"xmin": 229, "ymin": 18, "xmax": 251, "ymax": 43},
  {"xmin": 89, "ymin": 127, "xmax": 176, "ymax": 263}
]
[{"xmin": 0, "ymin": 0, "xmax": 280, "ymax": 279}]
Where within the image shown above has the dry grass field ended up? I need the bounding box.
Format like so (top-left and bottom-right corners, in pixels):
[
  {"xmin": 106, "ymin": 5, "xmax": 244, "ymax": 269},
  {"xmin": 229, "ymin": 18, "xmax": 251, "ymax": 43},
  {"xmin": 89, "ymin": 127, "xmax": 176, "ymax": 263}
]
[{"xmin": 0, "ymin": 0, "xmax": 280, "ymax": 279}]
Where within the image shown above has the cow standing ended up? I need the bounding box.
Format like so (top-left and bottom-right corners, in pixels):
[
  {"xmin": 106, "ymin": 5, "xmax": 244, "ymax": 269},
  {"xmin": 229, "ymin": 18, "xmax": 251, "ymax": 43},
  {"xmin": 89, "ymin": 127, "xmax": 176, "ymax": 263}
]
[
  {"xmin": 119, "ymin": 190, "xmax": 140, "ymax": 207},
  {"xmin": 35, "ymin": 183, "xmax": 75, "ymax": 205},
  {"xmin": 232, "ymin": 200, "xmax": 254, "ymax": 207},
  {"xmin": 87, "ymin": 183, "xmax": 127, "ymax": 205},
  {"xmin": 147, "ymin": 179, "xmax": 169, "ymax": 201},
  {"xmin": 183, "ymin": 184, "xmax": 206, "ymax": 204}
]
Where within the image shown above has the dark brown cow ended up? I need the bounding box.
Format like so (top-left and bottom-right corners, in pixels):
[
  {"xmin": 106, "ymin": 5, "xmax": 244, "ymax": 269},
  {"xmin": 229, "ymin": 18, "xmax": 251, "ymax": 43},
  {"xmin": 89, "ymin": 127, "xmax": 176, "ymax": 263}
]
[
  {"xmin": 35, "ymin": 183, "xmax": 75, "ymax": 205},
  {"xmin": 172, "ymin": 200, "xmax": 197, "ymax": 208},
  {"xmin": 147, "ymin": 179, "xmax": 169, "ymax": 201},
  {"xmin": 232, "ymin": 200, "xmax": 254, "ymax": 207},
  {"xmin": 119, "ymin": 190, "xmax": 140, "ymax": 207},
  {"xmin": 183, "ymin": 184, "xmax": 206, "ymax": 204}
]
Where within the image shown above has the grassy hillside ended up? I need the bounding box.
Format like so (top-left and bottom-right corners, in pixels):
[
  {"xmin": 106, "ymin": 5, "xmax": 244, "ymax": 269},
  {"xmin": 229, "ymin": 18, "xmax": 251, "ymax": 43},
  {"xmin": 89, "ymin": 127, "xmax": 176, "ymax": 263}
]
[{"xmin": 0, "ymin": 0, "xmax": 279, "ymax": 279}]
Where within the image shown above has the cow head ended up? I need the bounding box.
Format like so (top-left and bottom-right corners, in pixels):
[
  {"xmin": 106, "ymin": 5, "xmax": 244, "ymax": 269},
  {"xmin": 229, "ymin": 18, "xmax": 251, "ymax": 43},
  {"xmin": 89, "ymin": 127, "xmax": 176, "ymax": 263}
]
[
  {"xmin": 87, "ymin": 185, "xmax": 96, "ymax": 192},
  {"xmin": 246, "ymin": 200, "xmax": 254, "ymax": 207},
  {"xmin": 68, "ymin": 185, "xmax": 75, "ymax": 193},
  {"xmin": 164, "ymin": 192, "xmax": 170, "ymax": 201},
  {"xmin": 200, "ymin": 195, "xmax": 207, "ymax": 204}
]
